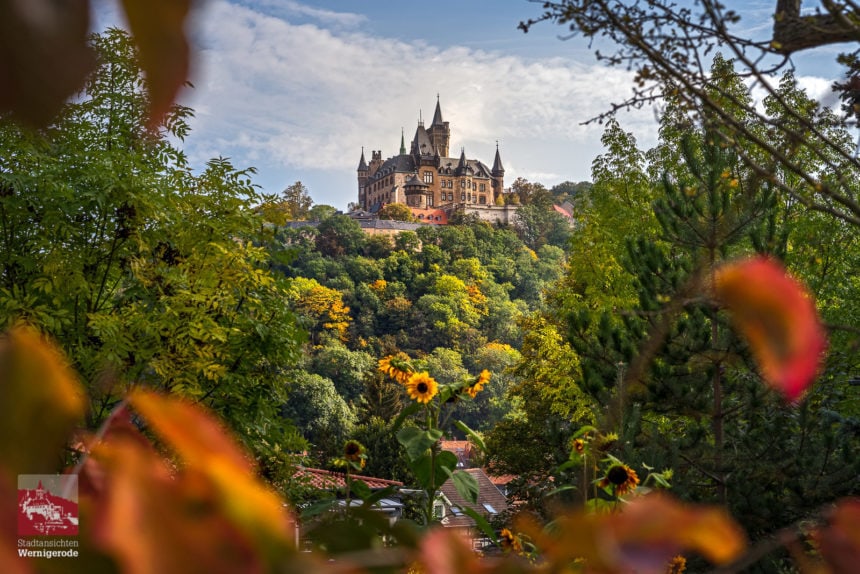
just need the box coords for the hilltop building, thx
[357,96,507,220]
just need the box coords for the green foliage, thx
[0,29,306,464]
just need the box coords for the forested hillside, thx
[264,210,569,481]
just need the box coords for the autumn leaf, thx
[815,498,860,573]
[128,391,295,558]
[0,326,85,474]
[714,256,826,402]
[89,435,261,574]
[119,0,192,127]
[518,493,746,573]
[0,0,95,126]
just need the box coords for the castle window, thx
[461,192,466,201]
[479,195,486,204]
[448,193,453,201]
[472,182,477,191]
[423,171,433,184]
[479,183,486,192]
[460,180,466,189]
[429,195,434,207]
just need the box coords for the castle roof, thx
[404,174,430,191]
[357,147,367,171]
[411,124,436,157]
[492,144,505,176]
[431,95,445,126]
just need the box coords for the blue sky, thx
[93,0,844,209]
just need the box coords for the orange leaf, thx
[128,391,295,557]
[418,528,489,574]
[89,436,261,574]
[518,493,746,573]
[119,0,192,127]
[816,498,860,573]
[714,257,826,401]
[0,0,94,126]
[0,327,85,474]
[129,390,252,472]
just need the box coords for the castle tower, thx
[491,142,505,202]
[427,95,450,158]
[404,174,431,209]
[357,147,369,207]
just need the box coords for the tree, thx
[0,29,307,470]
[315,214,366,257]
[308,204,337,222]
[279,181,314,221]
[378,202,415,222]
[521,1,860,231]
[281,371,356,460]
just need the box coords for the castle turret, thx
[357,147,369,207]
[427,94,450,157]
[491,142,505,201]
[404,173,431,209]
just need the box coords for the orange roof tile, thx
[293,467,403,491]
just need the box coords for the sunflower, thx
[466,369,491,398]
[600,463,640,496]
[666,555,686,574]
[405,372,438,404]
[572,438,586,455]
[666,554,687,574]
[499,528,523,553]
[378,355,411,384]
[344,439,366,463]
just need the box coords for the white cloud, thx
[177,1,658,204]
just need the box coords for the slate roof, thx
[411,124,436,157]
[438,468,509,529]
[437,158,491,178]
[293,467,403,491]
[432,97,445,126]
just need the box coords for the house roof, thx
[293,467,403,491]
[410,208,448,225]
[438,468,509,529]
[440,440,475,468]
[553,204,573,219]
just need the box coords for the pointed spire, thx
[432,94,444,126]
[400,128,406,155]
[492,141,505,175]
[357,147,368,171]
[457,147,467,171]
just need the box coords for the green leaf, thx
[451,470,479,504]
[347,477,372,501]
[413,450,458,492]
[391,401,423,433]
[461,506,497,544]
[397,427,443,462]
[453,420,487,453]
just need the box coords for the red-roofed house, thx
[410,207,448,225]
[293,467,403,491]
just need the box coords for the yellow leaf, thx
[0,326,85,474]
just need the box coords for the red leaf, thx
[714,257,826,401]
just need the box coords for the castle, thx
[357,97,505,216]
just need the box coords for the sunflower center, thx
[607,465,630,486]
[417,382,429,393]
